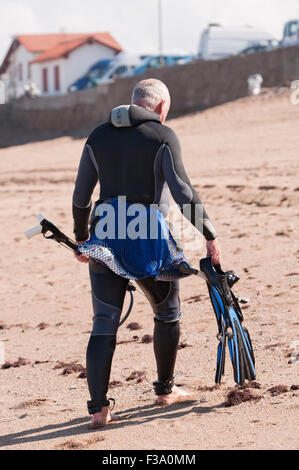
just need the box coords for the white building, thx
[0,33,123,100]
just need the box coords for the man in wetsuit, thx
[72,79,221,429]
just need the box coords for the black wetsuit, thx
[72,104,217,414]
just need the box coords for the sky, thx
[1,0,299,62]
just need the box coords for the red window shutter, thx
[54,65,60,91]
[19,63,23,81]
[42,68,48,93]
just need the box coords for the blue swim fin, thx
[200,257,256,386]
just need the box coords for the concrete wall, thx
[1,45,299,147]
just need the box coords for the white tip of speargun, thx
[24,214,45,239]
[24,224,43,239]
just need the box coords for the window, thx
[54,65,60,91]
[149,57,162,68]
[88,64,113,80]
[42,68,48,93]
[18,63,23,81]
[285,21,299,37]
[109,65,128,78]
[28,63,31,80]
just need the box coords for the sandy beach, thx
[0,88,298,450]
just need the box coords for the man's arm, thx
[72,144,98,242]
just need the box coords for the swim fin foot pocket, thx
[200,257,256,386]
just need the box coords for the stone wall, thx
[0,45,298,147]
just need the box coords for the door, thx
[18,64,23,81]
[54,65,60,91]
[42,68,48,93]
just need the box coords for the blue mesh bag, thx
[78,198,192,281]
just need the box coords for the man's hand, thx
[206,239,221,265]
[74,240,89,264]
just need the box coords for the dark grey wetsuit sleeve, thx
[72,145,99,241]
[162,129,217,241]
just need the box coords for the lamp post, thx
[158,0,164,65]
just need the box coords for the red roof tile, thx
[30,38,89,63]
[17,33,86,52]
[18,32,122,54]
[0,33,122,73]
[30,34,122,64]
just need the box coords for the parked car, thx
[282,19,299,46]
[68,55,141,92]
[133,54,194,75]
[68,59,111,92]
[198,24,276,60]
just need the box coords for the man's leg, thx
[136,278,192,405]
[87,260,128,428]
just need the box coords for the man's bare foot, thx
[88,406,119,430]
[155,385,194,406]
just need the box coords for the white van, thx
[198,24,276,60]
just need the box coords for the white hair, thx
[132,79,170,111]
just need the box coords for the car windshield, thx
[87,64,113,80]
[210,38,252,56]
[110,65,128,77]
